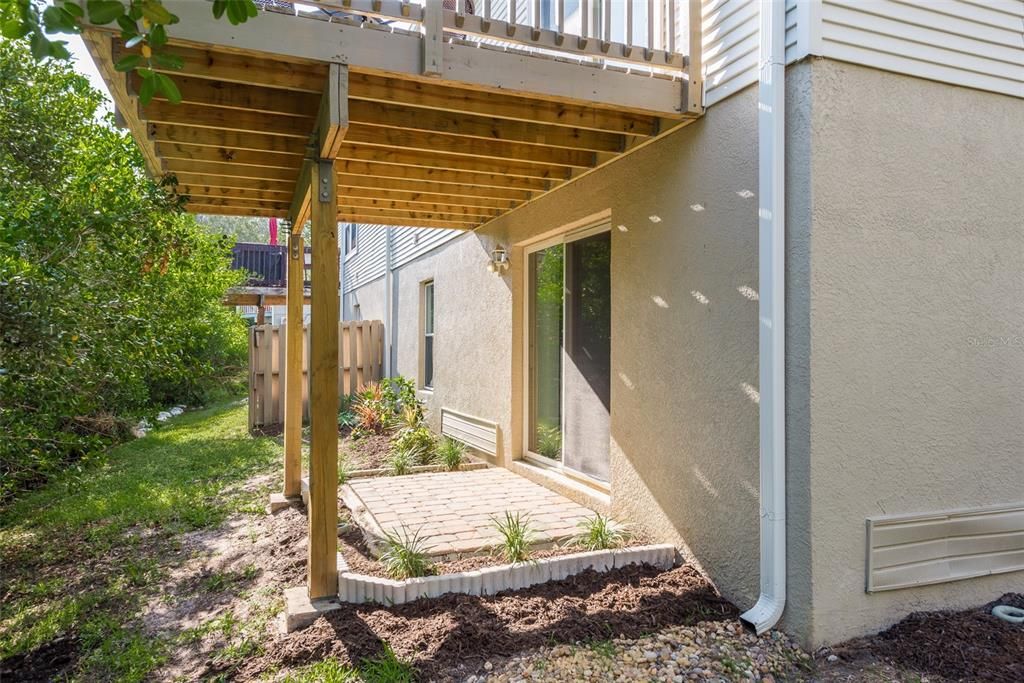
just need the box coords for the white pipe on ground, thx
[740,0,787,635]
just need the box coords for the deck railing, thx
[230,242,313,289]
[268,0,696,72]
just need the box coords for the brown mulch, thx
[342,433,394,471]
[338,504,652,579]
[0,635,79,683]
[830,593,1024,683]
[237,562,735,681]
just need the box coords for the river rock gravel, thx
[469,620,811,682]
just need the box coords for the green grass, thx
[0,401,279,680]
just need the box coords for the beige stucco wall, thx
[478,87,766,612]
[798,59,1024,645]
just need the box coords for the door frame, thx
[520,219,611,489]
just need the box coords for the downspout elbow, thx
[740,593,786,635]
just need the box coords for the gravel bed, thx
[471,620,810,683]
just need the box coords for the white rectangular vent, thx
[441,408,499,457]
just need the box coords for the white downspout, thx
[740,0,787,635]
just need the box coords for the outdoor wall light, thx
[487,245,510,275]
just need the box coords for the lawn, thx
[0,401,281,681]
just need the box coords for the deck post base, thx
[281,585,340,633]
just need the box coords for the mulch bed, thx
[0,635,80,683]
[341,433,394,471]
[238,562,735,681]
[831,593,1024,683]
[338,504,651,579]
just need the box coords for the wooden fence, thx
[248,320,384,430]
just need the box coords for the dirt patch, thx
[0,635,80,683]
[823,593,1024,683]
[238,563,734,682]
[342,433,394,471]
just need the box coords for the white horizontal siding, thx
[702,0,803,107]
[392,227,462,269]
[819,0,1024,98]
[341,224,387,291]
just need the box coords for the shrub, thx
[386,448,414,476]
[351,376,423,438]
[352,382,392,436]
[572,513,627,551]
[434,437,467,471]
[379,527,434,580]
[491,511,535,563]
[391,425,435,466]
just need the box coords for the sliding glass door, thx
[526,227,610,482]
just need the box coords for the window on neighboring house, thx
[421,280,435,390]
[343,224,358,258]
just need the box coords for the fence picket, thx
[248,320,385,430]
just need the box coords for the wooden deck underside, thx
[84,6,698,230]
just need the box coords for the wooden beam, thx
[186,204,284,217]
[348,100,626,153]
[334,160,552,191]
[129,72,320,117]
[307,158,339,599]
[156,143,302,170]
[169,173,294,193]
[348,71,657,135]
[177,185,291,201]
[336,205,482,225]
[223,291,308,306]
[289,158,314,230]
[318,64,349,159]
[112,40,327,92]
[335,173,534,201]
[141,100,313,138]
[344,125,595,168]
[283,233,304,499]
[342,196,500,219]
[338,186,517,210]
[149,123,306,155]
[165,161,298,182]
[334,214,476,229]
[184,196,290,211]
[336,145,569,180]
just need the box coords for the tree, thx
[0,0,259,103]
[0,40,248,502]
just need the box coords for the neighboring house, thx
[340,1,1024,648]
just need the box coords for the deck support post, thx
[307,157,339,599]
[282,231,305,500]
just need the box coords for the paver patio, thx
[341,468,597,557]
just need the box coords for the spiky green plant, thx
[491,510,535,563]
[392,425,436,466]
[434,436,467,471]
[338,458,351,486]
[536,423,561,459]
[572,513,627,551]
[379,527,434,580]
[386,448,414,476]
[359,643,417,683]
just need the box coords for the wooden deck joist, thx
[87,2,696,229]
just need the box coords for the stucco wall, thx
[478,87,766,611]
[801,59,1024,645]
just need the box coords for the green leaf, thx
[151,51,183,70]
[137,67,154,78]
[29,31,51,60]
[116,15,137,33]
[245,0,258,19]
[140,1,174,26]
[114,54,142,72]
[42,6,79,33]
[2,19,31,39]
[86,0,127,25]
[154,73,181,104]
[149,24,166,48]
[211,0,226,20]
[49,41,71,60]
[138,73,156,104]
[64,3,86,19]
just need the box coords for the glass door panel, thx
[528,244,564,461]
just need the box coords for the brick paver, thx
[343,468,597,557]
